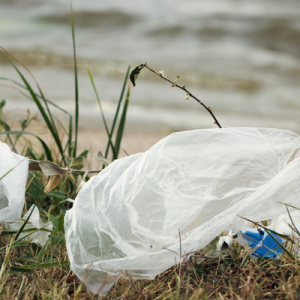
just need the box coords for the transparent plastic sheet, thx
[64,127,300,295]
[9,205,53,245]
[0,141,29,223]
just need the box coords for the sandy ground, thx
[76,129,167,170]
[0,121,168,171]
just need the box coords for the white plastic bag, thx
[65,127,300,295]
[8,205,53,245]
[0,142,29,223]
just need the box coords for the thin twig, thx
[0,158,27,181]
[142,62,222,128]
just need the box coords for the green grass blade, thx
[36,84,58,136]
[0,115,18,153]
[0,120,17,153]
[36,235,52,262]
[0,77,73,124]
[278,202,300,236]
[0,52,65,161]
[239,216,294,241]
[15,203,36,240]
[0,228,52,237]
[0,131,52,161]
[0,77,69,114]
[71,3,79,157]
[114,83,131,159]
[263,244,282,258]
[9,261,69,274]
[15,72,63,160]
[11,241,31,248]
[53,115,68,135]
[57,213,65,234]
[284,204,300,237]
[239,215,295,259]
[278,202,300,211]
[0,231,21,237]
[0,158,26,181]
[0,53,57,136]
[0,77,73,156]
[0,224,50,252]
[104,66,130,161]
[263,227,294,259]
[68,111,73,157]
[12,111,35,149]
[5,66,59,157]
[86,66,116,158]
[9,268,32,274]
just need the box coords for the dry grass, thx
[1,232,300,300]
[1,119,300,300]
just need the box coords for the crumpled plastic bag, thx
[0,141,29,223]
[8,205,53,245]
[65,127,300,295]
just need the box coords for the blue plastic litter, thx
[237,227,283,258]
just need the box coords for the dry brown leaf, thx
[44,175,60,194]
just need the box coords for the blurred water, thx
[1,0,300,133]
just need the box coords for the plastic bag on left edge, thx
[0,141,29,223]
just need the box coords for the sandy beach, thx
[76,128,168,170]
[0,117,168,171]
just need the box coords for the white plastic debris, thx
[216,231,237,253]
[269,212,300,237]
[8,205,53,245]
[65,127,300,295]
[0,141,29,223]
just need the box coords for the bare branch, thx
[141,62,222,128]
